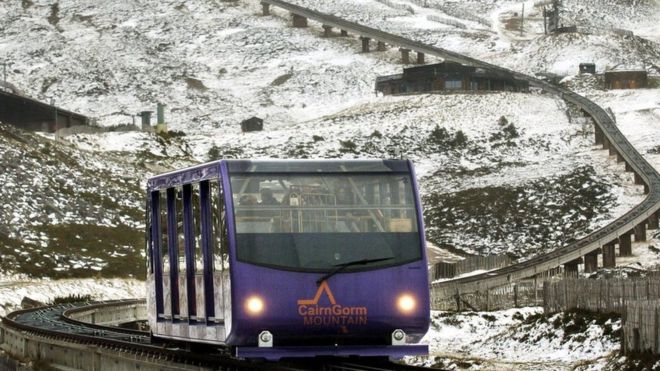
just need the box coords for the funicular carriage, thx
[146,160,430,360]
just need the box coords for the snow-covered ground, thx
[0,275,144,317]
[407,308,621,370]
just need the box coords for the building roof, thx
[0,89,88,121]
[605,64,646,73]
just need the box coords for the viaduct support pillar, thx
[594,125,604,145]
[648,213,659,230]
[619,233,632,256]
[602,137,610,151]
[292,14,308,27]
[340,29,348,36]
[360,37,371,52]
[602,243,616,268]
[322,25,333,37]
[400,48,411,64]
[564,258,582,277]
[584,250,600,273]
[261,2,270,15]
[609,145,617,157]
[417,52,425,64]
[377,41,387,51]
[634,223,647,242]
[617,152,625,163]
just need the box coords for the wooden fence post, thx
[486,289,490,311]
[654,306,659,353]
[514,284,518,308]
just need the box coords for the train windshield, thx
[229,172,422,271]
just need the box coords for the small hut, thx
[375,62,529,95]
[240,116,264,132]
[579,63,596,75]
[604,66,647,89]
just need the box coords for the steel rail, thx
[1,301,305,371]
[61,298,149,336]
[261,0,660,293]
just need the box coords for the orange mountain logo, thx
[297,281,368,327]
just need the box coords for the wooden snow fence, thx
[623,300,660,355]
[543,277,660,314]
[431,255,513,280]
[431,279,542,311]
[542,277,660,355]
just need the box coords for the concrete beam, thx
[619,233,632,256]
[292,13,308,27]
[648,213,659,230]
[564,258,582,277]
[584,250,600,273]
[634,223,647,242]
[594,125,604,145]
[417,52,425,64]
[322,24,332,37]
[360,36,371,52]
[400,48,411,64]
[377,41,387,51]
[602,243,616,268]
[261,2,270,15]
[609,145,617,157]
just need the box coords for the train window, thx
[176,188,186,272]
[160,192,169,273]
[210,181,228,271]
[229,173,422,271]
[192,184,203,271]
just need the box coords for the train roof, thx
[146,159,411,191]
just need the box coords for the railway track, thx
[1,300,438,370]
[260,0,660,296]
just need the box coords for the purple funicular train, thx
[145,159,430,360]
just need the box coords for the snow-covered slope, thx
[0,0,654,278]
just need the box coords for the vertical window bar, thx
[182,184,197,321]
[150,191,164,318]
[146,197,153,274]
[390,179,401,218]
[166,188,180,321]
[200,180,216,322]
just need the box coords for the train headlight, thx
[245,296,265,315]
[397,294,416,314]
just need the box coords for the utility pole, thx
[520,3,525,36]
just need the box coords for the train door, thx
[210,181,231,330]
[150,187,184,324]
[148,186,182,325]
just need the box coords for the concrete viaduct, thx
[259,0,660,302]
